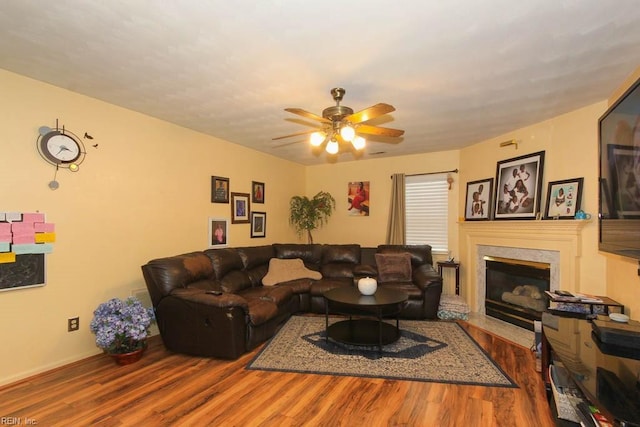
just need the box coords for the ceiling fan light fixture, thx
[339,124,355,142]
[310,131,326,146]
[351,136,366,150]
[326,139,339,154]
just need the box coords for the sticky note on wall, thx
[35,232,56,243]
[11,222,35,234]
[22,213,45,223]
[12,243,53,255]
[0,252,16,263]
[12,234,35,244]
[34,223,55,233]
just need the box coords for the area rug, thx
[246,316,517,387]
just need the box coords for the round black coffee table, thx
[323,287,408,350]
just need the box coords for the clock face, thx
[39,131,81,164]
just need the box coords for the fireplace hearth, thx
[484,256,550,331]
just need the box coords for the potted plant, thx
[90,296,156,365]
[289,191,336,244]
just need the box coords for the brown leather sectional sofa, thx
[141,243,442,359]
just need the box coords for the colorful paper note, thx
[35,232,56,243]
[11,222,34,234]
[4,212,22,221]
[22,213,45,223]
[0,252,16,263]
[34,223,55,233]
[12,243,53,255]
[12,234,35,244]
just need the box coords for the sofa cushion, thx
[377,245,433,267]
[322,244,361,264]
[204,248,245,279]
[375,252,412,283]
[262,258,322,286]
[321,263,356,279]
[273,243,322,270]
[236,245,275,270]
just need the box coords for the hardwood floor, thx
[0,321,554,426]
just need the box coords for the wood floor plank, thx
[0,320,554,426]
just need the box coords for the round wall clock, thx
[36,124,86,170]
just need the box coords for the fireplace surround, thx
[459,220,589,316]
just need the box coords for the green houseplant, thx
[289,191,336,244]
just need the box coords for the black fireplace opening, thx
[484,256,550,331]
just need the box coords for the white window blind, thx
[405,174,448,252]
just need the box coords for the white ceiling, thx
[1,1,640,166]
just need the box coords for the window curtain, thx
[385,173,406,244]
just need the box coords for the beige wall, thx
[0,70,304,385]
[305,151,460,256]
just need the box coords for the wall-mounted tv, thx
[598,75,640,260]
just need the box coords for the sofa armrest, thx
[170,288,249,311]
[155,289,249,359]
[412,264,442,292]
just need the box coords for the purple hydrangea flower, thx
[90,297,155,354]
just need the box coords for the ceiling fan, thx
[273,88,404,155]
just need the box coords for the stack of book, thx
[545,291,604,317]
[545,290,603,303]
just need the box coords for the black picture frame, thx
[543,178,584,219]
[250,211,266,238]
[608,144,640,218]
[211,176,230,203]
[493,151,545,220]
[252,181,265,204]
[464,178,493,220]
[231,192,250,224]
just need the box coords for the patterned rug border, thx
[246,316,517,388]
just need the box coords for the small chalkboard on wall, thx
[0,254,45,291]
[0,211,55,292]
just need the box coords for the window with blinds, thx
[405,174,448,252]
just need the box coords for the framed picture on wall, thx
[493,151,545,220]
[544,178,584,219]
[208,217,228,248]
[250,211,266,238]
[231,192,250,224]
[464,178,493,220]
[347,181,369,216]
[211,176,230,203]
[252,181,265,204]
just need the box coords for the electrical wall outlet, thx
[68,317,79,332]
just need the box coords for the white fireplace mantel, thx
[459,220,590,312]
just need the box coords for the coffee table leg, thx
[378,309,383,351]
[325,299,329,343]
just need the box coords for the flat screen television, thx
[598,75,640,260]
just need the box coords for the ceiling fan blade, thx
[356,124,405,137]
[346,103,396,124]
[284,108,331,123]
[272,129,318,141]
[271,140,304,148]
